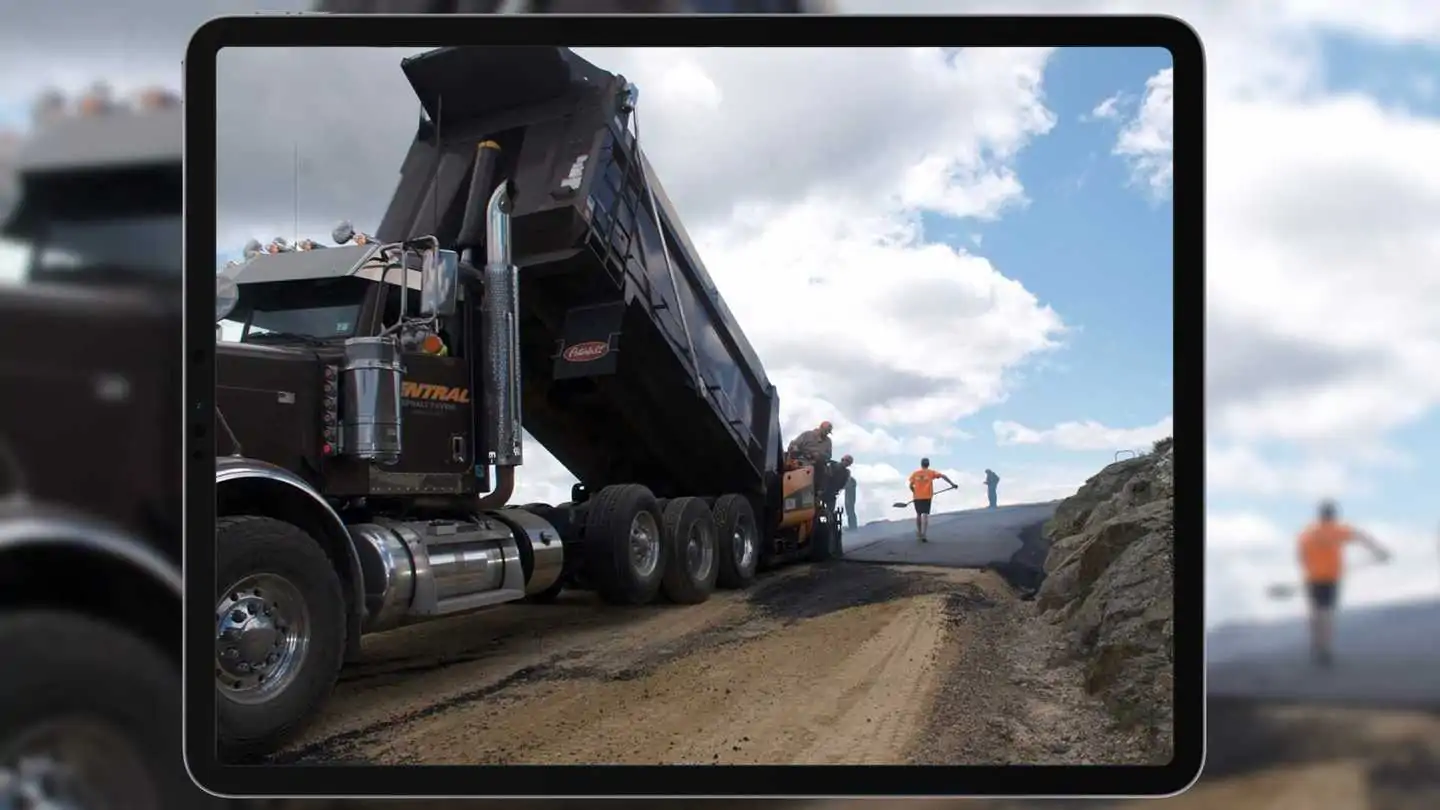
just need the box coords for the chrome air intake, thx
[337,336,405,465]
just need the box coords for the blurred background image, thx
[1,1,1438,809]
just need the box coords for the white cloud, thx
[1086,91,1124,121]
[1113,67,1173,197]
[542,48,1071,430]
[1205,93,1440,452]
[992,415,1173,451]
[1206,443,1359,501]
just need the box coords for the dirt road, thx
[269,560,1145,767]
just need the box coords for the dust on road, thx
[270,560,1144,767]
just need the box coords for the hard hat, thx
[819,420,833,430]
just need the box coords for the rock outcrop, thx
[1034,437,1175,760]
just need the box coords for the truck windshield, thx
[31,214,182,278]
[242,303,362,342]
[220,276,371,344]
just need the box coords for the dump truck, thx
[213,45,847,760]
[0,88,224,808]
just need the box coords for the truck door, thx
[397,347,473,477]
[378,282,474,479]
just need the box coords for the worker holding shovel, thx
[906,458,956,543]
[1294,499,1390,667]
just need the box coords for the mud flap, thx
[553,301,624,380]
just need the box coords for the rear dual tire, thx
[659,497,718,604]
[712,493,759,589]
[587,486,742,606]
[585,485,668,606]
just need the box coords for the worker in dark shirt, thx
[842,455,858,529]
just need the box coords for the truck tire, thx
[215,515,347,762]
[712,493,759,589]
[659,496,718,604]
[584,484,666,606]
[0,611,215,810]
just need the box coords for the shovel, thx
[893,484,957,509]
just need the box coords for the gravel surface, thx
[908,580,1148,766]
[263,559,1131,768]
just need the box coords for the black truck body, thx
[376,46,784,505]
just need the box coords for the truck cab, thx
[217,234,479,495]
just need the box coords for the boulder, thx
[1036,438,1175,752]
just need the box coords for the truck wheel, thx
[215,515,346,761]
[0,611,212,810]
[712,493,759,589]
[659,497,719,604]
[584,484,666,606]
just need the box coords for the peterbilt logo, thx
[562,341,609,363]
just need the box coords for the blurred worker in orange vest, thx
[1297,499,1389,667]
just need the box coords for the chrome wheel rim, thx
[629,511,661,579]
[215,572,311,704]
[686,521,716,583]
[733,514,756,572]
[0,716,156,810]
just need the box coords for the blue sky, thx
[955,46,1173,437]
[841,46,1174,511]
[1318,33,1440,116]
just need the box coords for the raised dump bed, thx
[374,46,784,503]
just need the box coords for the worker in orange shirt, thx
[1298,499,1389,667]
[908,458,955,543]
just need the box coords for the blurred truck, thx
[212,45,847,760]
[0,86,214,808]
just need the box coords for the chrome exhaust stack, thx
[481,181,523,471]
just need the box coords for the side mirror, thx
[419,247,459,318]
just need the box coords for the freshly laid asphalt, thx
[1208,597,1440,711]
[841,500,1061,571]
[840,500,1440,711]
